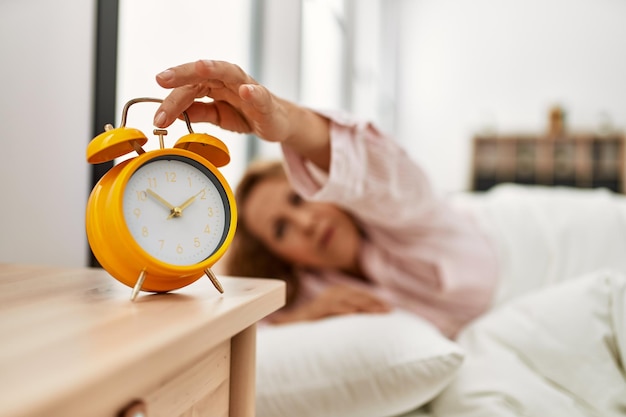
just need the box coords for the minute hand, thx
[168,188,205,219]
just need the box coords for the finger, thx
[154,73,255,128]
[328,304,359,317]
[239,84,277,117]
[153,84,209,127]
[156,60,253,89]
[155,60,211,88]
[153,60,239,127]
[349,292,390,312]
[179,102,219,124]
[185,101,253,134]
[197,60,256,86]
[368,299,391,312]
[363,303,391,313]
[350,302,388,314]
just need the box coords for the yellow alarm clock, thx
[86,97,237,300]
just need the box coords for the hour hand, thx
[146,189,175,213]
[167,188,205,219]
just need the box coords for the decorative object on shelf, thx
[548,105,566,138]
[86,97,237,300]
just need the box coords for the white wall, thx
[394,0,626,193]
[0,0,95,267]
[253,0,303,161]
[3,0,626,267]
[300,0,347,110]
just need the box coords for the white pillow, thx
[255,310,464,417]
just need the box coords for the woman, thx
[153,59,499,338]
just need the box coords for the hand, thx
[146,189,175,213]
[153,60,332,170]
[167,188,205,220]
[308,285,391,319]
[153,60,291,143]
[270,285,391,324]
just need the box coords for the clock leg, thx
[204,268,224,294]
[130,269,147,301]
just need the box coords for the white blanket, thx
[427,185,626,417]
[430,269,626,416]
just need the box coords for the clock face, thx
[122,155,231,266]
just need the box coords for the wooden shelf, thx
[471,133,625,193]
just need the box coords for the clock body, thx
[86,147,237,292]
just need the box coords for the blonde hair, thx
[224,159,300,305]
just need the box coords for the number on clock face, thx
[123,155,230,266]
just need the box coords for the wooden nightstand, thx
[0,263,285,417]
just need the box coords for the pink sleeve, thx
[281,109,439,232]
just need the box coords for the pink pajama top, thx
[280,110,499,337]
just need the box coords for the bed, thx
[253,184,626,417]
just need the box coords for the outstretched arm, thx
[154,59,331,170]
[267,285,391,324]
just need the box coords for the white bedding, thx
[427,185,626,416]
[256,185,626,417]
[452,184,626,305]
[430,269,626,416]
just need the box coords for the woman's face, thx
[242,176,361,272]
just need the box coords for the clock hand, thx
[146,188,176,210]
[167,188,206,220]
[146,188,183,220]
